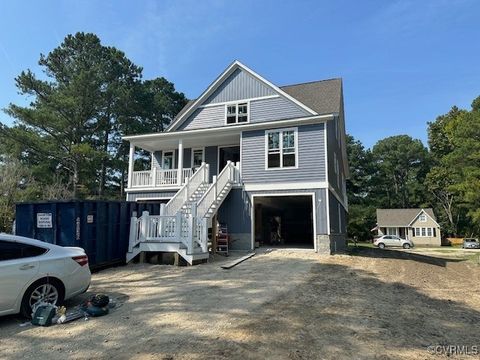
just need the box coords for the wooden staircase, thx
[126,161,241,265]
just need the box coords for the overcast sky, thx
[0,0,479,148]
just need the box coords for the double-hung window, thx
[266,128,297,169]
[226,103,248,124]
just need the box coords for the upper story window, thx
[419,213,427,222]
[226,103,249,124]
[265,128,297,169]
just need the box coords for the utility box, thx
[15,201,160,269]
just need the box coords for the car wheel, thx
[403,243,411,249]
[378,243,385,249]
[20,278,64,318]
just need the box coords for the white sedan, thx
[0,234,91,317]
[373,235,414,249]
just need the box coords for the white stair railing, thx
[196,161,239,219]
[164,162,209,216]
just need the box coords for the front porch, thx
[126,131,241,192]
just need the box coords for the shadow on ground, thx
[0,250,478,359]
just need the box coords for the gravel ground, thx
[0,248,479,359]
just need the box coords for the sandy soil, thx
[0,248,479,360]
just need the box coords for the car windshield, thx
[465,238,477,242]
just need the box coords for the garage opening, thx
[254,195,314,249]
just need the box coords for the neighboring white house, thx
[123,60,349,264]
[375,208,441,246]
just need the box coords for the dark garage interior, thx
[254,195,314,248]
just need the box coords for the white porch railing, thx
[131,168,193,188]
[128,161,240,259]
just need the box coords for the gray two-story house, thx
[124,61,348,264]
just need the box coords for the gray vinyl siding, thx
[179,96,309,131]
[248,188,328,236]
[217,188,251,234]
[153,151,162,168]
[126,191,177,202]
[203,68,275,104]
[249,96,309,123]
[178,105,225,130]
[328,191,347,234]
[152,149,191,169]
[205,146,218,182]
[241,123,326,183]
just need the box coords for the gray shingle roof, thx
[280,78,342,115]
[171,78,343,126]
[376,208,436,227]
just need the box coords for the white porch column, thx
[127,143,135,188]
[177,139,183,185]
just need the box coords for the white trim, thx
[250,192,317,251]
[124,114,334,144]
[244,181,328,192]
[324,120,330,235]
[125,186,181,192]
[224,101,250,125]
[264,127,298,170]
[217,144,241,174]
[191,147,205,168]
[199,94,279,108]
[238,61,318,115]
[161,149,176,170]
[240,131,243,177]
[407,209,440,227]
[135,197,172,201]
[166,60,317,132]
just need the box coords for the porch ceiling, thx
[131,131,240,152]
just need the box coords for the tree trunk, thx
[99,121,110,198]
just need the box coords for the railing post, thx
[187,214,194,254]
[140,211,149,241]
[213,175,217,201]
[175,212,182,240]
[202,217,208,253]
[152,167,157,187]
[177,139,183,186]
[127,144,135,188]
[204,162,209,183]
[159,204,165,237]
[128,216,138,252]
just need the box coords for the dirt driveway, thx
[0,248,479,359]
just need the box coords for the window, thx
[419,213,427,222]
[191,148,204,168]
[162,151,175,170]
[266,128,297,169]
[386,227,397,236]
[414,227,434,237]
[0,240,47,261]
[226,102,248,124]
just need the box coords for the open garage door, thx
[253,195,314,249]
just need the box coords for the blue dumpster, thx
[15,201,160,269]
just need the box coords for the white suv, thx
[0,234,91,317]
[374,235,414,249]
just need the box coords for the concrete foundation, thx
[316,234,347,254]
